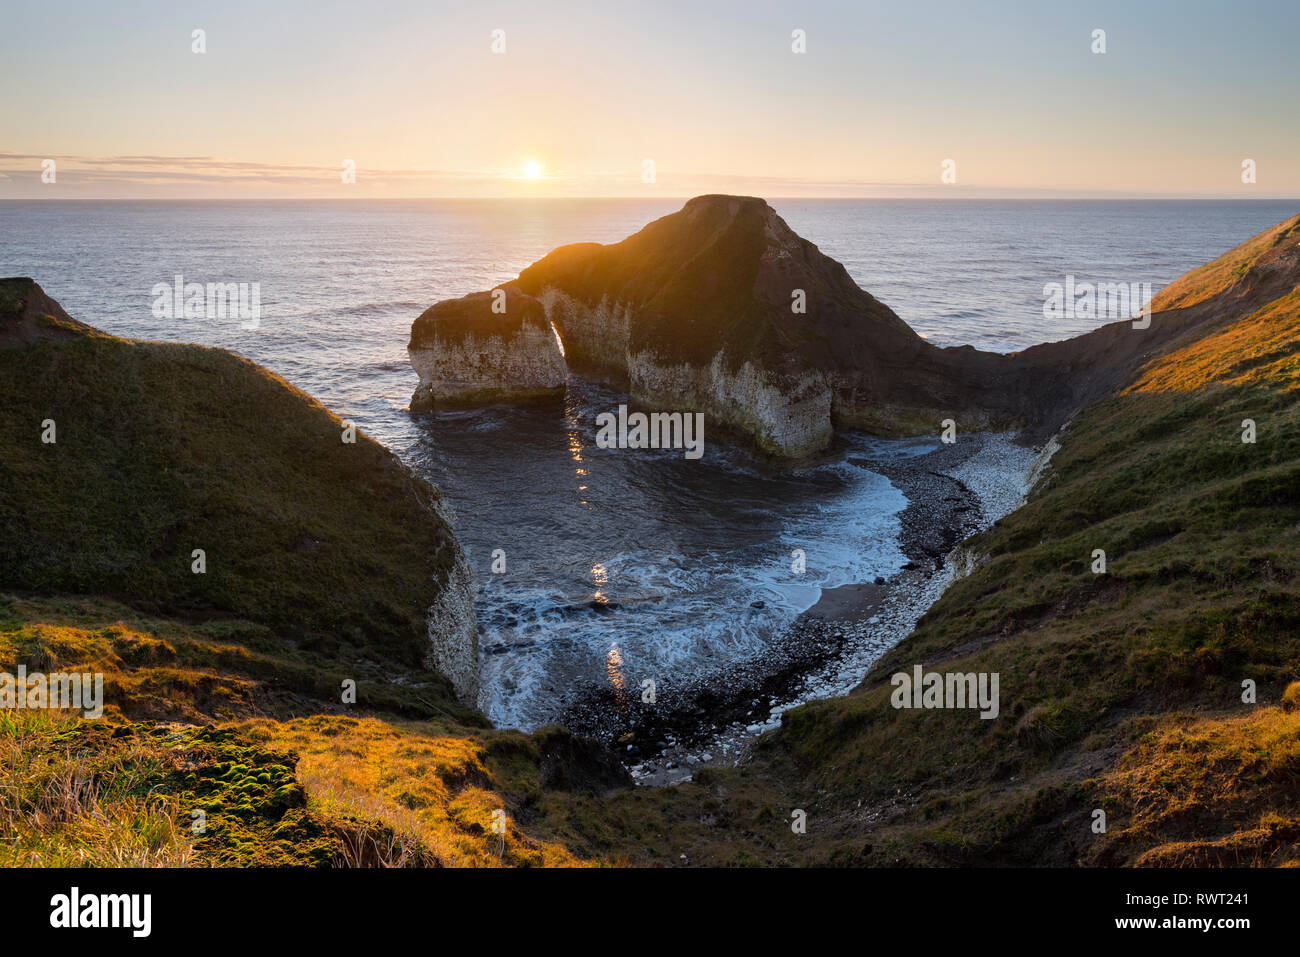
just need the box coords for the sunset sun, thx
[523,161,543,179]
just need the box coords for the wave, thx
[322,300,426,318]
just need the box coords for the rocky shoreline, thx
[560,431,1046,785]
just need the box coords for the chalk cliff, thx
[409,286,565,411]
[409,195,1032,456]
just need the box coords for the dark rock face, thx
[533,726,634,794]
[408,195,1290,456]
[0,277,103,348]
[408,286,565,411]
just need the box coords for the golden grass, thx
[1283,681,1300,712]
[0,711,196,867]
[1149,213,1300,313]
[1091,704,1300,866]
[239,715,590,868]
[0,598,603,868]
[0,613,259,723]
[1127,288,1300,394]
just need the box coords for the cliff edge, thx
[0,278,479,703]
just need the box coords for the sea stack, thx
[408,195,1032,456]
[408,286,567,411]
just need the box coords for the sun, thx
[523,161,543,180]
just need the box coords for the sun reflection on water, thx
[606,641,625,692]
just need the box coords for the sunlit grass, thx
[1093,703,1300,866]
[1128,288,1300,394]
[242,715,590,868]
[1149,213,1300,312]
[0,711,196,867]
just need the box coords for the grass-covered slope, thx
[516,212,1300,867]
[0,279,469,671]
[0,283,629,867]
[0,593,621,867]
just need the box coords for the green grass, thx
[0,278,465,673]
[0,593,481,725]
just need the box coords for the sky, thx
[1,0,1297,198]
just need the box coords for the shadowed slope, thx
[0,278,478,700]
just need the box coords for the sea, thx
[2,198,1294,730]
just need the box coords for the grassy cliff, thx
[0,280,626,867]
[0,279,473,671]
